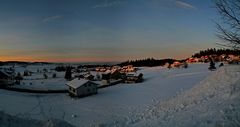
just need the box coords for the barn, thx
[66,78,98,97]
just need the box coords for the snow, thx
[102,65,240,127]
[13,78,67,90]
[10,65,67,90]
[0,111,75,127]
[0,63,239,127]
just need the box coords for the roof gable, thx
[66,78,99,89]
[66,79,89,89]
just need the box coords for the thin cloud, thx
[93,0,124,8]
[42,15,62,23]
[175,1,196,10]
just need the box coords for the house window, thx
[73,89,76,93]
[87,89,90,92]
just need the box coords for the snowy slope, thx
[0,111,75,127]
[103,65,240,127]
[0,63,213,127]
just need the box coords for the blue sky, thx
[0,0,220,62]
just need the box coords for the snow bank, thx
[103,65,240,127]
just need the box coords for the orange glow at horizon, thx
[0,56,127,63]
[0,45,201,63]
[0,52,191,63]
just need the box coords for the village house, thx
[95,67,106,72]
[200,56,209,62]
[171,61,188,68]
[66,78,98,97]
[186,57,199,63]
[121,65,137,73]
[101,71,111,85]
[125,72,143,83]
[0,70,14,86]
[84,74,94,80]
[111,66,121,70]
[73,72,88,79]
[110,69,122,80]
[227,54,240,64]
[171,61,182,68]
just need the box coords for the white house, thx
[66,78,98,97]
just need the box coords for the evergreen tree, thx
[183,62,188,68]
[15,72,23,85]
[65,67,72,80]
[208,58,216,71]
[23,70,29,76]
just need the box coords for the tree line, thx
[118,58,177,67]
[192,48,240,58]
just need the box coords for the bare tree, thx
[214,0,240,49]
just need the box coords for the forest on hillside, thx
[192,48,240,58]
[118,58,177,67]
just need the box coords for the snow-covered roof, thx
[111,69,119,74]
[66,78,89,89]
[84,74,93,78]
[0,70,12,78]
[103,70,111,74]
[126,72,139,77]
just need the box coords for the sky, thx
[0,0,220,62]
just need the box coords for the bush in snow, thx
[52,73,57,78]
[43,73,48,79]
[219,63,224,67]
[23,70,31,76]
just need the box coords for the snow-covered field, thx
[103,64,240,127]
[11,64,68,90]
[1,63,239,127]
